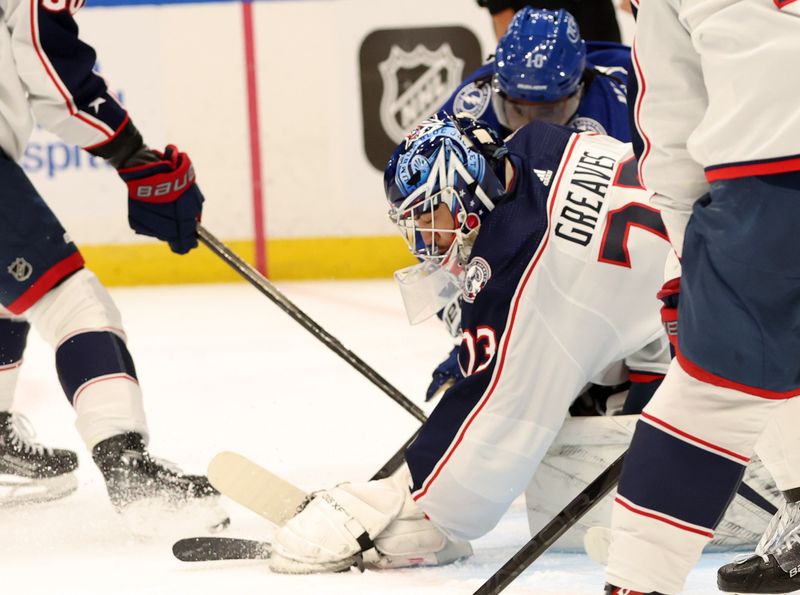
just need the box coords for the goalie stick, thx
[173,448,428,564]
[173,536,271,562]
[172,452,306,563]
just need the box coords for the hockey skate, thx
[718,499,800,594]
[0,411,78,506]
[92,432,229,533]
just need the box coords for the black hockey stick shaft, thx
[473,452,626,595]
[370,427,422,480]
[197,224,427,425]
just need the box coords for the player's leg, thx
[0,157,80,505]
[25,267,227,522]
[606,1,800,591]
[607,153,800,591]
[608,179,800,593]
[0,153,224,523]
[716,399,800,593]
[606,363,783,593]
[0,310,79,505]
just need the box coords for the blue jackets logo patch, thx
[463,257,491,303]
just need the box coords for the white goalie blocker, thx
[526,415,782,554]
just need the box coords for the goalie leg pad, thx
[270,468,471,574]
[270,475,404,574]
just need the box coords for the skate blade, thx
[0,472,78,508]
[118,494,230,538]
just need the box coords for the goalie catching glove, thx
[270,467,472,573]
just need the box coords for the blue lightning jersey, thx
[438,41,631,143]
[407,121,671,538]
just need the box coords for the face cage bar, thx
[391,188,464,262]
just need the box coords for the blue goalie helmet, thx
[491,8,587,129]
[384,115,507,265]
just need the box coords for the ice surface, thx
[4,281,735,593]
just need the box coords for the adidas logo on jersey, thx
[534,168,553,186]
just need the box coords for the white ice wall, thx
[23,0,495,246]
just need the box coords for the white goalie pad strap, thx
[74,377,148,450]
[25,269,126,348]
[344,516,373,552]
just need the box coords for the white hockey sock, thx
[74,377,148,450]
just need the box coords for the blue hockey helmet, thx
[491,8,587,129]
[383,115,508,265]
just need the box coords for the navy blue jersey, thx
[407,122,671,537]
[438,42,631,143]
[0,153,83,314]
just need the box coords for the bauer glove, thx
[118,145,204,254]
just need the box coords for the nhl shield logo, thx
[7,257,33,282]
[463,257,491,303]
[378,44,465,144]
[359,27,482,171]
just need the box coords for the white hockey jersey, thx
[406,122,673,541]
[632,0,800,200]
[0,0,127,160]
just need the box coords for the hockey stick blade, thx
[172,536,271,562]
[473,452,626,595]
[207,452,307,525]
